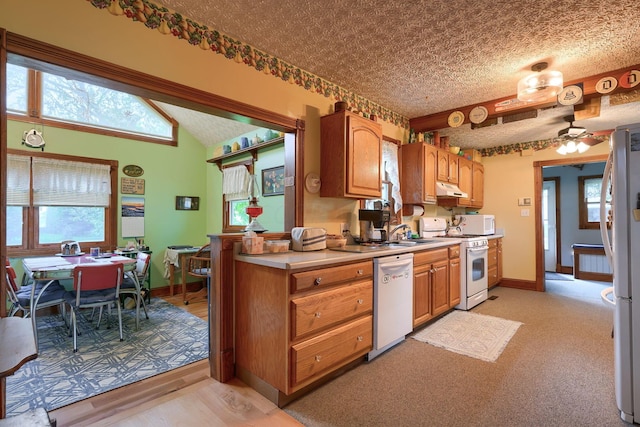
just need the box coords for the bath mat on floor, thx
[412,311,522,362]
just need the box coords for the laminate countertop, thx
[234,238,461,270]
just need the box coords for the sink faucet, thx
[388,224,410,241]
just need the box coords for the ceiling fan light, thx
[577,142,590,153]
[517,70,563,102]
[556,144,568,155]
[565,140,577,153]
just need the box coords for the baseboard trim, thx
[498,278,537,291]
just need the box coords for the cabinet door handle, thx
[356,336,363,342]
[314,277,322,286]
[315,355,322,362]
[314,312,321,318]
[356,299,363,305]
[356,269,363,276]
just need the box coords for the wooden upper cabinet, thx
[471,162,484,207]
[401,143,437,204]
[439,157,483,209]
[437,151,459,184]
[320,111,382,198]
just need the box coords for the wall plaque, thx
[121,177,145,195]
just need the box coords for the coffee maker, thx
[358,209,390,242]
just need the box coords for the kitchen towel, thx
[222,165,250,201]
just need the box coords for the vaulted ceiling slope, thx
[154,0,640,149]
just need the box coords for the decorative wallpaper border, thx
[87,0,410,128]
[479,134,609,157]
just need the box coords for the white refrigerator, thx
[600,122,640,423]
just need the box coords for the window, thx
[6,150,117,257]
[6,64,177,145]
[222,161,253,233]
[578,175,611,229]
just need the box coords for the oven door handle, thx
[467,247,488,253]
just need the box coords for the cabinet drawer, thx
[291,280,373,340]
[448,245,460,258]
[291,316,372,386]
[291,261,372,293]
[414,248,448,266]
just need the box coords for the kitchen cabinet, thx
[437,150,459,184]
[448,245,461,306]
[320,110,382,198]
[413,247,450,328]
[235,259,373,404]
[439,157,484,209]
[401,142,438,204]
[488,238,503,287]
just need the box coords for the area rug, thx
[546,272,573,281]
[412,310,522,362]
[6,298,208,417]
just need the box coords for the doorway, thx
[534,155,608,292]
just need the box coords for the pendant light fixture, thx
[517,62,563,103]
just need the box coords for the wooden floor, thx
[48,295,303,427]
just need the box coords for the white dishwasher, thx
[367,252,414,361]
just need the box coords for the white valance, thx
[382,141,403,213]
[32,157,111,206]
[7,154,31,206]
[223,165,250,201]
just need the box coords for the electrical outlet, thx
[521,209,530,217]
[340,223,349,234]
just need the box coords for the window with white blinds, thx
[7,154,31,206]
[32,157,111,206]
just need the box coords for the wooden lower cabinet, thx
[235,259,373,404]
[449,245,461,306]
[488,238,503,287]
[413,245,460,328]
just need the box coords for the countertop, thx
[235,238,462,270]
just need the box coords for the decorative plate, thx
[122,164,144,177]
[447,111,465,128]
[619,70,640,89]
[468,106,488,124]
[595,77,617,94]
[557,85,583,106]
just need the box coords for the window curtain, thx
[382,141,403,213]
[32,157,111,206]
[223,164,250,201]
[7,154,31,206]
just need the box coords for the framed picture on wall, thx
[175,196,200,210]
[262,166,285,196]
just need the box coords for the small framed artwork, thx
[262,166,285,196]
[175,196,200,210]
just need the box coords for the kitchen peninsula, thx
[233,239,463,406]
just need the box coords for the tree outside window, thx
[579,175,611,229]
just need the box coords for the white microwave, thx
[455,214,495,235]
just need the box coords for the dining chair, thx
[5,261,67,317]
[65,262,124,352]
[184,244,211,305]
[120,251,151,325]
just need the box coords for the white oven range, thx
[453,236,489,310]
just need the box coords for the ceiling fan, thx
[554,115,602,155]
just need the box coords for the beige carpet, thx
[284,283,625,427]
[412,310,522,362]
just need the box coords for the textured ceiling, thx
[152,0,640,149]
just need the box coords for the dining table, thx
[22,253,140,351]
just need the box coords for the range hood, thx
[435,181,468,198]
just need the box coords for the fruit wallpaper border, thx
[86,0,410,128]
